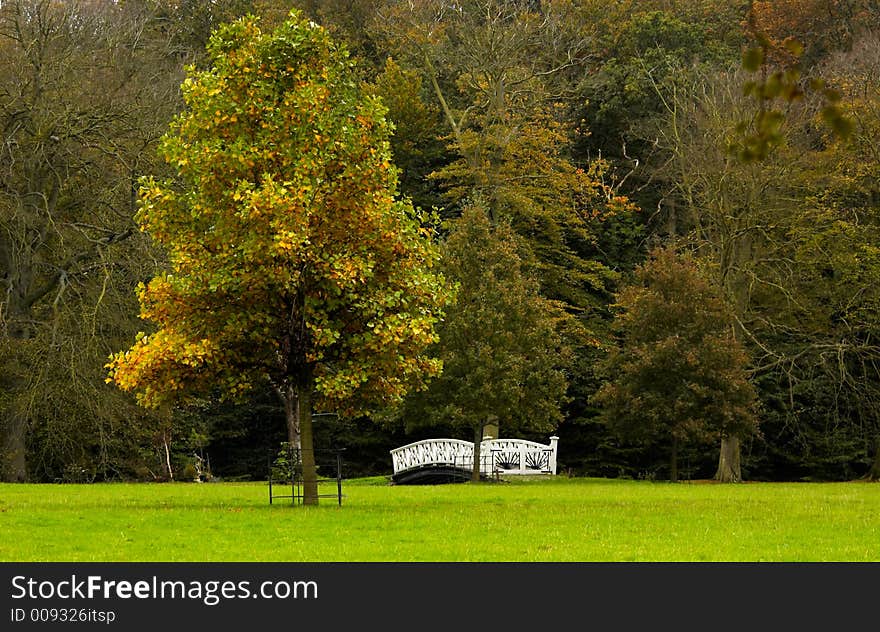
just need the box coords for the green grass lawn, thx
[1,476,878,561]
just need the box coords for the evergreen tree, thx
[396,199,570,481]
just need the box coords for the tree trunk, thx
[867,436,880,482]
[1,409,27,482]
[278,383,301,452]
[297,375,318,505]
[2,336,29,482]
[278,375,317,504]
[472,424,484,482]
[714,435,742,482]
[670,435,679,483]
[162,430,173,481]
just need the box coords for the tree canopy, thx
[594,247,760,482]
[107,9,452,501]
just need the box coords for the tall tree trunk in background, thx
[1,346,28,481]
[670,435,679,483]
[1,409,27,482]
[162,430,174,481]
[472,424,484,482]
[867,436,880,481]
[715,435,742,482]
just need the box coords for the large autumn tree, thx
[107,10,451,504]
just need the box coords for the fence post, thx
[336,451,343,506]
[549,436,559,475]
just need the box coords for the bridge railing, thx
[485,438,559,475]
[390,438,474,475]
[391,436,559,476]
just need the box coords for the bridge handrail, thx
[390,438,474,474]
[391,436,559,476]
[390,437,473,454]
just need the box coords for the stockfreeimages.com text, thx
[10,575,318,606]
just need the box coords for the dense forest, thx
[2,0,880,485]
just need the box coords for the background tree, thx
[141,0,293,65]
[747,0,880,65]
[375,0,626,312]
[0,0,181,482]
[372,1,640,473]
[594,247,760,482]
[365,57,449,216]
[770,33,880,480]
[647,63,820,480]
[394,200,570,481]
[646,23,880,481]
[576,9,736,172]
[107,10,451,503]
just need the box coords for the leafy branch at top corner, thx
[732,34,853,164]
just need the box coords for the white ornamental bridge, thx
[390,437,559,484]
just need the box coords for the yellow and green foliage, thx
[107,10,452,417]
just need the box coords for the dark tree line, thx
[3,0,880,483]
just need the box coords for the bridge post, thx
[549,436,559,475]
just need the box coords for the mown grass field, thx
[1,476,878,561]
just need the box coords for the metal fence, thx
[268,445,344,506]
